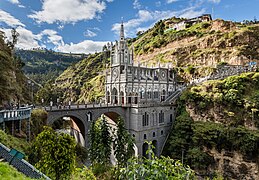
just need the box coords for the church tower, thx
[111,22,133,66]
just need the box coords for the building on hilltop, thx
[165,14,212,31]
[105,22,177,156]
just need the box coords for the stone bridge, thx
[46,104,133,148]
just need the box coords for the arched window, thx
[144,134,147,139]
[161,89,166,102]
[112,87,118,104]
[128,93,132,104]
[159,110,164,123]
[120,91,124,104]
[134,93,138,104]
[107,91,110,103]
[142,112,149,126]
[140,88,145,99]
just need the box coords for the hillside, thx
[43,19,259,104]
[0,162,32,180]
[0,31,31,105]
[163,72,259,179]
[35,51,109,104]
[15,49,84,85]
[131,19,259,69]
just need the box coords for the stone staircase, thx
[0,143,50,179]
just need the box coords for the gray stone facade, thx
[105,22,177,156]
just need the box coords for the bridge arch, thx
[47,113,88,146]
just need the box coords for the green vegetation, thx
[15,49,84,85]
[118,142,194,179]
[0,30,30,105]
[0,162,32,180]
[35,51,109,104]
[30,109,48,140]
[0,130,29,154]
[114,117,134,168]
[133,21,212,55]
[163,72,259,177]
[28,127,76,180]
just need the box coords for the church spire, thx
[120,18,125,41]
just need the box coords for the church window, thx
[170,114,173,123]
[159,110,164,124]
[161,130,164,135]
[142,112,149,126]
[153,132,156,137]
[144,134,147,139]
[154,91,159,99]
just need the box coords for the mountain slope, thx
[132,19,259,68]
[0,31,30,105]
[15,49,84,85]
[163,72,259,179]
[35,51,109,104]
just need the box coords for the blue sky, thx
[0,0,259,53]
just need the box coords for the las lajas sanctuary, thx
[105,22,178,156]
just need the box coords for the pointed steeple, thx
[120,18,125,41]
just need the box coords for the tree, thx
[89,115,112,165]
[89,120,98,163]
[114,117,134,167]
[30,126,76,180]
[118,142,194,179]
[99,115,112,164]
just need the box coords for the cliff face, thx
[133,19,259,68]
[163,72,259,179]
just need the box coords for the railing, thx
[0,143,50,179]
[0,107,32,123]
[45,103,124,111]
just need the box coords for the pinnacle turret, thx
[120,21,125,41]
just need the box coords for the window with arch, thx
[142,112,149,126]
[159,110,164,123]
[153,132,156,137]
[170,114,173,123]
[144,134,147,139]
[154,91,159,99]
[161,130,164,135]
[161,89,166,102]
[106,91,110,103]
[140,88,145,99]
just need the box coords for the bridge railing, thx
[0,107,32,123]
[0,143,50,179]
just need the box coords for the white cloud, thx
[39,29,64,46]
[112,7,205,38]
[208,0,221,3]
[166,0,178,4]
[8,0,25,8]
[56,40,107,54]
[179,8,206,19]
[112,9,178,37]
[28,0,107,24]
[133,0,141,9]
[8,0,19,4]
[1,27,41,49]
[84,29,97,37]
[0,9,25,27]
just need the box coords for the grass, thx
[0,130,29,154]
[0,162,32,180]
